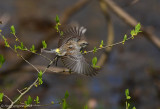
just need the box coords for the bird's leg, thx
[52,55,59,66]
[47,56,58,68]
[55,56,59,66]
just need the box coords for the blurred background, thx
[0,0,160,109]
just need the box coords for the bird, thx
[42,25,97,76]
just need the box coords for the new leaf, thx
[0,93,4,102]
[25,96,32,106]
[64,91,69,99]
[0,55,5,68]
[84,104,88,109]
[38,70,43,85]
[93,47,97,53]
[55,15,60,23]
[125,89,131,100]
[30,45,36,53]
[11,25,16,35]
[34,96,40,104]
[135,23,141,34]
[42,40,47,49]
[123,34,127,44]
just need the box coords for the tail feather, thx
[41,48,57,54]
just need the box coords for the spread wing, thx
[61,52,97,76]
[58,26,87,47]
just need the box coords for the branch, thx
[97,0,114,67]
[0,0,92,76]
[102,0,160,50]
[7,60,55,109]
[0,33,56,109]
[21,65,70,74]
[61,0,91,24]
[4,95,13,103]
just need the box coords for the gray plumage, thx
[42,25,97,76]
[58,26,97,76]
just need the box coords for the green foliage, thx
[38,70,43,85]
[0,93,4,102]
[133,106,136,109]
[92,57,100,68]
[60,31,64,36]
[54,15,64,37]
[92,57,97,67]
[25,96,32,106]
[64,91,69,99]
[84,104,88,109]
[99,40,104,48]
[0,55,5,68]
[55,15,61,32]
[51,101,54,104]
[55,15,60,23]
[84,50,87,54]
[14,42,27,51]
[42,40,47,49]
[130,23,142,39]
[2,36,10,47]
[123,34,127,44]
[0,29,2,32]
[61,91,69,109]
[10,25,16,35]
[125,89,131,100]
[55,25,59,32]
[135,23,141,33]
[62,99,67,109]
[125,89,136,109]
[30,45,36,53]
[20,42,25,50]
[34,96,40,104]
[93,47,97,53]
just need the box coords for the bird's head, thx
[78,40,88,49]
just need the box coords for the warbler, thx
[42,25,97,76]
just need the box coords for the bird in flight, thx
[42,25,97,76]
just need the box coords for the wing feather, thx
[61,53,97,76]
[58,26,87,47]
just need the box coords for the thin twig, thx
[102,0,160,49]
[83,36,133,54]
[4,95,13,103]
[7,78,38,109]
[17,89,22,94]
[7,60,55,109]
[21,65,70,74]
[0,0,92,76]
[97,0,114,67]
[0,33,56,109]
[13,34,52,62]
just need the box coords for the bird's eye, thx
[68,46,73,49]
[83,43,88,45]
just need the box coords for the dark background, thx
[0,0,160,109]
